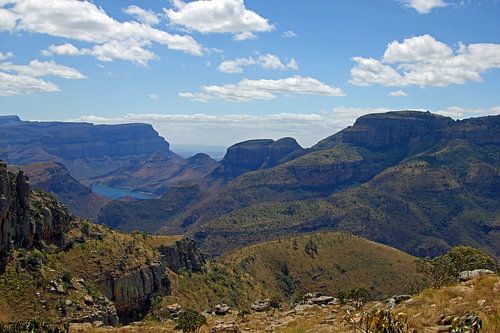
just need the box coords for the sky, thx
[1,0,500,148]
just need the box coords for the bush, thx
[337,287,372,305]
[0,319,68,333]
[417,246,497,288]
[174,309,206,333]
[343,309,416,333]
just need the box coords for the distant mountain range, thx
[1,112,498,259]
[98,111,500,258]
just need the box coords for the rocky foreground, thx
[69,274,499,333]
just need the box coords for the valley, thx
[0,110,498,332]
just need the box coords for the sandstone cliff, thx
[0,161,69,271]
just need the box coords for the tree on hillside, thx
[417,246,497,288]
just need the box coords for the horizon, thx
[1,0,500,146]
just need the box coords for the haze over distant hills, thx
[1,111,498,260]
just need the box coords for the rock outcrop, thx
[96,262,170,322]
[0,116,174,180]
[213,138,304,179]
[0,161,69,271]
[158,238,206,273]
[11,162,108,220]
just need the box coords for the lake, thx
[91,185,154,200]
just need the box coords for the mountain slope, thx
[193,130,499,257]
[223,232,420,300]
[10,162,109,220]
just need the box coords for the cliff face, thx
[0,117,174,180]
[96,262,170,322]
[315,111,455,150]
[213,138,304,179]
[11,162,108,220]
[0,161,68,270]
[157,238,206,273]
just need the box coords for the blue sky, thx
[1,0,499,147]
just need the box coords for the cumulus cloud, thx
[0,58,85,96]
[73,106,499,147]
[42,41,159,67]
[0,60,86,79]
[181,76,345,102]
[1,0,203,66]
[148,93,159,100]
[350,34,500,87]
[218,54,298,74]
[123,5,159,25]
[164,0,273,40]
[0,51,13,60]
[435,106,500,118]
[389,90,408,97]
[402,0,447,14]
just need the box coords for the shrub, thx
[337,287,372,305]
[417,246,497,288]
[343,309,416,333]
[174,309,206,333]
[0,319,68,333]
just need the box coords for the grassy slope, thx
[223,232,421,300]
[194,139,499,257]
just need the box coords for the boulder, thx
[215,304,230,315]
[308,295,334,305]
[211,322,239,333]
[251,299,271,312]
[458,269,495,281]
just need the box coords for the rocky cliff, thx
[315,111,454,150]
[157,238,206,273]
[10,162,108,220]
[213,137,304,179]
[0,161,69,270]
[0,116,174,180]
[96,262,170,322]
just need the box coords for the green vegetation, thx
[0,320,68,333]
[174,309,206,333]
[417,246,497,288]
[224,232,422,300]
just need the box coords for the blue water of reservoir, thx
[91,185,154,200]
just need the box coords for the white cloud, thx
[0,72,59,96]
[389,90,408,97]
[383,34,452,63]
[282,30,298,38]
[0,58,85,96]
[0,7,17,30]
[402,0,447,14]
[1,0,203,66]
[42,41,159,67]
[350,34,500,87]
[41,43,82,57]
[435,106,500,118]
[0,60,86,79]
[72,106,498,147]
[0,51,13,60]
[164,0,273,40]
[218,53,298,74]
[123,5,159,25]
[182,76,345,102]
[148,93,159,100]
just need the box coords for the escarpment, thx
[213,138,304,179]
[0,161,69,271]
[157,237,206,273]
[96,262,170,322]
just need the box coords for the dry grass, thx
[396,275,500,332]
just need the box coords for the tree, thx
[417,246,497,288]
[174,309,206,333]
